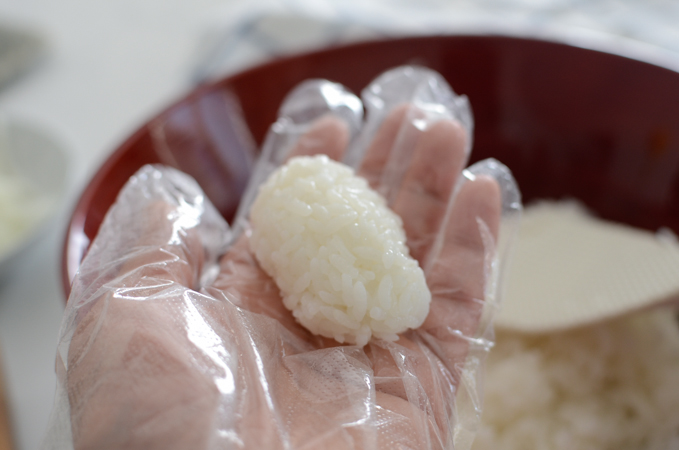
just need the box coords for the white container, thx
[0,118,69,277]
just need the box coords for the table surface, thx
[0,0,677,449]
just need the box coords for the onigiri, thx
[249,155,431,346]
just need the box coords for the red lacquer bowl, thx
[62,35,679,299]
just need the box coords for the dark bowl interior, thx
[62,35,679,298]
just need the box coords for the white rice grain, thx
[249,155,431,346]
[474,309,679,450]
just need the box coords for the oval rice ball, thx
[249,155,431,346]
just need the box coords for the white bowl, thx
[0,118,68,276]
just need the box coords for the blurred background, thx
[0,0,677,449]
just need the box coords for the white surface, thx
[191,0,679,82]
[0,119,69,276]
[499,202,679,332]
[0,0,677,449]
[0,1,234,449]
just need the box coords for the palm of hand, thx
[64,107,502,450]
[208,109,501,449]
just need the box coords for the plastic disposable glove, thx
[42,66,520,450]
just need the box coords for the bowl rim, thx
[60,32,679,300]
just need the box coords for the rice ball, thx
[249,155,431,346]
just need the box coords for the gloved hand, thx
[43,67,520,450]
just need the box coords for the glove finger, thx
[422,172,502,351]
[211,83,354,343]
[354,103,413,189]
[232,79,361,238]
[423,159,520,338]
[285,113,350,161]
[70,165,229,302]
[350,66,472,265]
[390,118,468,263]
[414,160,519,446]
[59,165,233,449]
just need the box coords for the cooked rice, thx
[249,155,431,346]
[473,308,679,450]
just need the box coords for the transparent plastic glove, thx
[42,66,520,450]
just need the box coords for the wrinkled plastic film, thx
[437,160,521,449]
[345,66,521,449]
[233,79,363,238]
[464,159,522,340]
[42,166,235,449]
[42,65,521,450]
[149,88,257,223]
[229,65,521,448]
[344,66,473,195]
